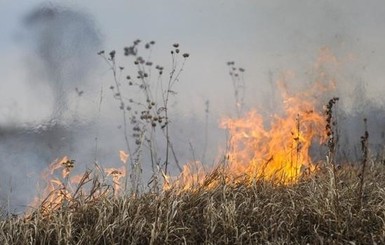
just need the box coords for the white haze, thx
[0,0,385,212]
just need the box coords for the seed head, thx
[109,50,116,60]
[134,39,141,45]
[124,46,137,56]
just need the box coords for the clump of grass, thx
[2,162,385,244]
[358,118,369,209]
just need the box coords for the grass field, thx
[1,160,385,244]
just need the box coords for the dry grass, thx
[1,161,385,244]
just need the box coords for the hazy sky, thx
[1,0,385,124]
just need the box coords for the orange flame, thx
[164,81,333,190]
[119,150,129,164]
[222,95,325,183]
[163,161,207,192]
[105,166,125,195]
[29,150,130,215]
[30,48,340,209]
[29,156,77,213]
[105,150,128,195]
[163,48,342,191]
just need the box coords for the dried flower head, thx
[134,39,141,45]
[109,50,116,60]
[124,46,137,56]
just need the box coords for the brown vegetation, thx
[1,161,385,244]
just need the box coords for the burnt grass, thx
[2,162,385,244]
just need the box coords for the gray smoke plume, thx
[0,4,102,213]
[23,3,102,119]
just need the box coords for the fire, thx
[28,48,339,212]
[29,156,80,214]
[221,85,326,184]
[163,48,342,191]
[163,161,207,192]
[104,150,128,195]
[29,151,129,215]
[164,79,331,191]
[119,150,129,164]
[105,167,125,195]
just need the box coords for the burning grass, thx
[2,44,383,243]
[2,162,385,244]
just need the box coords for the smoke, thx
[317,52,385,162]
[265,47,385,163]
[23,3,102,119]
[0,3,103,213]
[263,1,385,162]
[0,3,207,213]
[1,1,385,213]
